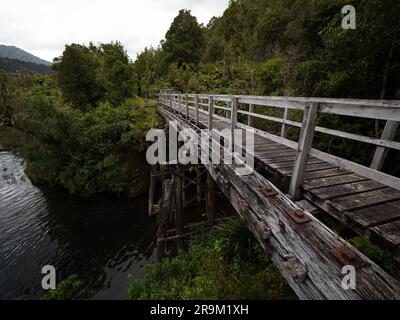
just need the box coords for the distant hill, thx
[0,45,52,66]
[0,57,53,74]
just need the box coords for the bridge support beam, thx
[174,168,185,253]
[157,175,174,262]
[206,171,216,226]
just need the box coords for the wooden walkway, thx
[156,92,400,299]
[161,94,400,261]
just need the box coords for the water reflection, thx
[0,151,157,300]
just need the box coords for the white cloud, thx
[0,0,229,62]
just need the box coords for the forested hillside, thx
[134,0,400,100]
[0,57,53,74]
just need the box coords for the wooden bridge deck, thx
[156,92,400,299]
[183,106,400,257]
[159,93,400,262]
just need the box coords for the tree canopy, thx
[53,42,135,109]
[162,9,204,66]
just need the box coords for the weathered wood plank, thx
[304,174,367,190]
[370,220,400,248]
[309,147,400,191]
[310,180,385,201]
[296,199,321,215]
[282,162,337,176]
[345,200,400,232]
[273,159,324,170]
[328,188,400,212]
[257,150,298,161]
[304,168,350,180]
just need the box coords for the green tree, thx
[98,42,135,105]
[258,57,285,95]
[53,44,102,109]
[162,9,204,66]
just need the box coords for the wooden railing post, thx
[371,120,399,171]
[169,93,172,110]
[281,108,289,138]
[288,102,319,200]
[248,104,254,127]
[231,97,238,151]
[186,94,189,119]
[195,95,199,126]
[208,96,214,130]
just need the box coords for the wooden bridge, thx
[155,91,400,300]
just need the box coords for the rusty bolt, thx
[294,210,304,218]
[256,222,271,240]
[259,185,278,197]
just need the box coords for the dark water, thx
[0,151,157,300]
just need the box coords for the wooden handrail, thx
[159,91,400,192]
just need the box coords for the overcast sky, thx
[0,0,229,62]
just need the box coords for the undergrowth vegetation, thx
[127,218,296,300]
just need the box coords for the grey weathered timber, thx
[158,104,400,300]
[195,95,199,125]
[289,103,319,200]
[185,94,189,119]
[248,104,255,127]
[157,178,174,262]
[371,121,399,170]
[281,107,289,138]
[309,148,400,191]
[174,171,185,252]
[148,169,156,216]
[208,96,214,130]
[206,171,216,226]
[230,96,238,151]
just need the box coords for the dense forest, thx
[134,0,400,99]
